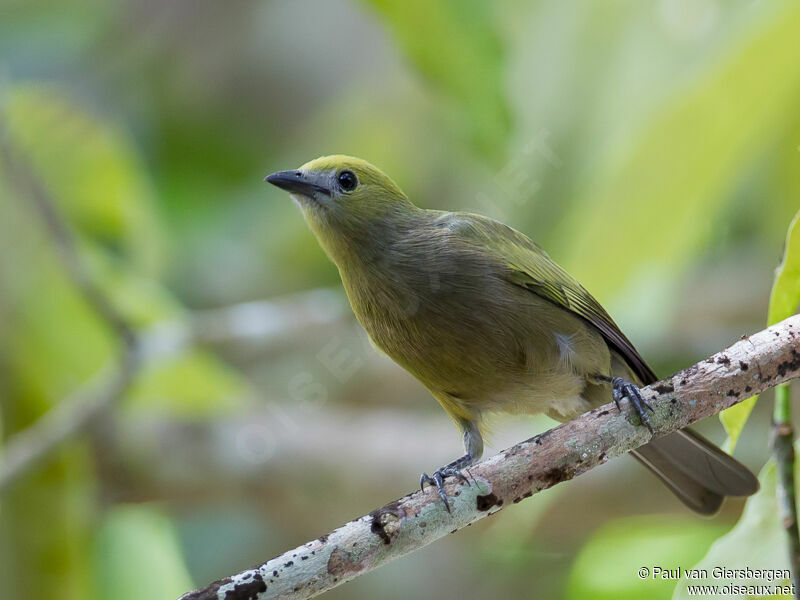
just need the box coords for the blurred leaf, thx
[767,210,800,325]
[721,208,800,449]
[0,83,247,599]
[0,148,97,600]
[673,460,789,600]
[556,1,800,308]
[364,0,510,159]
[719,395,759,453]
[94,505,194,600]
[129,351,248,418]
[4,84,165,274]
[566,515,726,600]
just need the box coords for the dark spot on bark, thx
[597,410,609,417]
[654,383,674,394]
[543,466,571,485]
[680,379,688,386]
[726,389,739,398]
[328,548,363,577]
[419,521,427,527]
[284,561,293,567]
[293,586,301,592]
[528,475,534,481]
[220,573,267,600]
[369,501,402,545]
[318,534,329,544]
[777,350,800,378]
[745,386,752,393]
[670,398,677,404]
[301,556,308,560]
[534,437,542,445]
[476,493,501,511]
[717,355,731,365]
[513,491,533,504]
[273,571,278,577]
[181,578,234,600]
[739,361,749,371]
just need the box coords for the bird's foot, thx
[420,453,473,513]
[608,376,654,432]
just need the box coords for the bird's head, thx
[266,155,416,262]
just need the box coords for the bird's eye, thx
[337,170,357,191]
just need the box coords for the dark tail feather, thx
[631,429,759,515]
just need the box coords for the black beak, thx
[264,170,331,196]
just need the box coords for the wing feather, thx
[445,212,657,384]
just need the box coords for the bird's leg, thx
[594,374,654,432]
[420,421,483,513]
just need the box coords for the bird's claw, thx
[610,376,654,432]
[420,456,473,513]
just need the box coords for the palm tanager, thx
[266,155,758,515]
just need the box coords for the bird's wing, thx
[443,212,657,384]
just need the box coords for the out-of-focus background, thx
[1,1,799,598]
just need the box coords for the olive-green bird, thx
[266,155,758,514]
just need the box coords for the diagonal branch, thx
[180,314,800,600]
[0,119,140,492]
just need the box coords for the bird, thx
[265,154,758,515]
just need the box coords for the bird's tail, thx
[631,429,759,515]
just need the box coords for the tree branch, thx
[0,118,140,492]
[180,314,800,600]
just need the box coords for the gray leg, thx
[420,419,483,513]
[593,374,654,432]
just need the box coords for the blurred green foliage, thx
[1,1,798,599]
[722,209,800,449]
[567,516,726,600]
[673,461,790,600]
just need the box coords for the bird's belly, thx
[484,375,597,421]
[348,271,612,421]
[367,313,603,421]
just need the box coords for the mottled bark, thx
[181,314,800,600]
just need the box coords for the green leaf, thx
[4,84,165,274]
[364,0,511,159]
[672,460,790,600]
[0,84,247,599]
[565,515,726,600]
[555,2,800,307]
[719,395,758,453]
[128,351,248,418]
[94,505,194,600]
[767,210,800,326]
[721,208,800,449]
